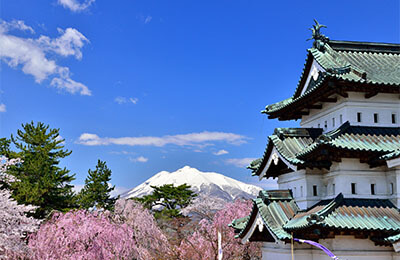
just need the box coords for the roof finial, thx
[308,19,329,51]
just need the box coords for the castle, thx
[231,21,400,259]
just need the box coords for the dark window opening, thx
[313,185,318,196]
[357,113,362,122]
[351,183,356,194]
[371,184,375,195]
[374,113,378,123]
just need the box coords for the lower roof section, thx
[249,122,400,179]
[232,190,400,248]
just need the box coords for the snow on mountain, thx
[121,166,262,201]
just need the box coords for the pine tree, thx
[77,160,116,210]
[136,184,197,218]
[8,121,76,218]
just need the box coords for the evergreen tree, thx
[8,121,76,218]
[77,160,116,210]
[136,184,197,218]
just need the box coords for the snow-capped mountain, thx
[121,166,262,201]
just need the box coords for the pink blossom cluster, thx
[28,210,138,259]
[114,198,174,259]
[179,199,261,260]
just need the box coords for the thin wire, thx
[291,232,294,260]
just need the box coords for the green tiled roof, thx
[249,128,322,176]
[250,123,400,177]
[297,122,400,160]
[380,150,400,160]
[229,216,250,232]
[386,233,400,244]
[235,190,299,241]
[231,190,400,245]
[263,40,400,119]
[284,194,400,233]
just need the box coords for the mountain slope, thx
[122,166,262,201]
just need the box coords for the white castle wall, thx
[262,236,400,260]
[278,159,399,210]
[300,92,400,132]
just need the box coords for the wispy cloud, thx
[57,0,95,12]
[73,184,130,198]
[0,104,6,112]
[225,158,256,168]
[144,16,152,24]
[213,149,228,156]
[0,20,91,95]
[114,96,139,105]
[78,131,248,147]
[129,156,148,163]
[137,14,153,24]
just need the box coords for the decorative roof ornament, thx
[308,19,329,51]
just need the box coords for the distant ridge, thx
[121,166,262,201]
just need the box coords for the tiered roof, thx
[262,38,400,121]
[250,122,400,178]
[233,22,400,252]
[235,190,400,248]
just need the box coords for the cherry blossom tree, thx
[114,198,176,260]
[28,210,138,259]
[178,199,261,260]
[0,156,40,259]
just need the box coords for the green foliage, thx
[135,184,197,218]
[0,137,18,158]
[77,159,116,210]
[7,121,76,218]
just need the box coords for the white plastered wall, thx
[300,92,400,132]
[262,236,400,260]
[277,159,397,210]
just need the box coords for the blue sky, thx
[1,0,399,194]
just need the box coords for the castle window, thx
[340,114,343,124]
[313,185,318,196]
[371,184,376,195]
[332,118,335,127]
[357,112,362,122]
[351,183,356,194]
[392,114,397,124]
[373,113,379,123]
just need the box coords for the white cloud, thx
[0,20,91,95]
[57,0,95,12]
[1,20,34,34]
[213,149,228,156]
[130,156,148,163]
[225,158,256,168]
[77,131,248,147]
[0,104,5,112]
[129,97,138,104]
[114,96,139,105]
[114,96,126,104]
[72,184,84,194]
[110,186,130,198]
[144,16,152,24]
[55,135,66,144]
[37,28,89,59]
[73,184,130,198]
